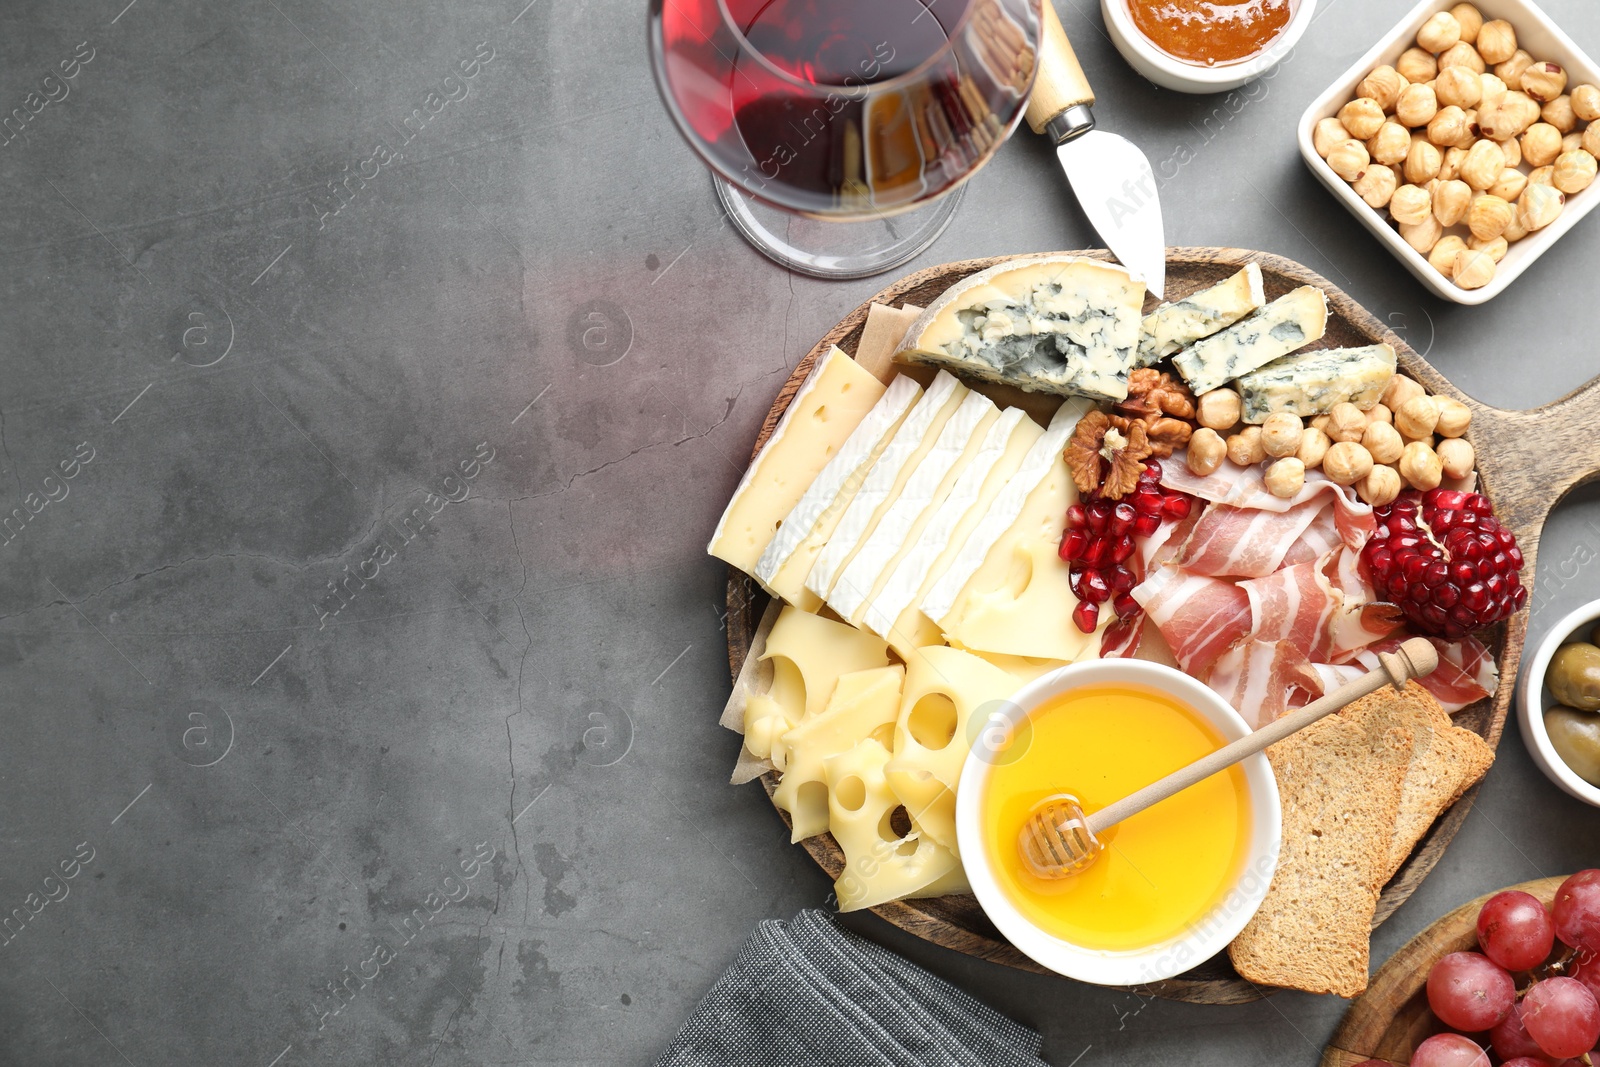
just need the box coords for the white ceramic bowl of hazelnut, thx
[1516,599,1600,808]
[1297,0,1600,305]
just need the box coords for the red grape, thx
[1570,953,1600,1003]
[1522,976,1600,1059]
[1553,870,1600,955]
[1492,1001,1547,1061]
[1479,890,1557,971]
[1428,951,1516,1031]
[1411,1033,1491,1067]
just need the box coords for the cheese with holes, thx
[1171,286,1329,395]
[741,606,890,770]
[825,739,959,911]
[804,372,966,602]
[883,646,1023,854]
[1135,263,1266,367]
[708,347,887,574]
[1235,343,1397,423]
[894,256,1146,401]
[754,375,922,610]
[771,666,903,842]
[863,409,1040,658]
[826,390,1000,624]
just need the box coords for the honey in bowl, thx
[982,683,1252,952]
[1126,0,1296,67]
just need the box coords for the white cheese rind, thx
[1236,344,1398,423]
[753,374,922,601]
[919,399,1089,622]
[825,391,998,623]
[804,372,965,602]
[1135,263,1266,367]
[895,257,1146,401]
[1171,285,1329,395]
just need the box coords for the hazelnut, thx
[1542,94,1578,133]
[1197,389,1242,431]
[1467,193,1514,240]
[1553,149,1598,194]
[1564,131,1586,155]
[1326,402,1370,443]
[1417,11,1462,54]
[1435,397,1473,438]
[1528,164,1556,187]
[1454,109,1480,149]
[1456,138,1503,189]
[1328,139,1371,181]
[1521,62,1568,103]
[1261,412,1304,458]
[1396,395,1442,438]
[1353,164,1399,208]
[1297,427,1332,469]
[1522,122,1564,167]
[1339,97,1387,140]
[1476,19,1517,65]
[1479,91,1539,139]
[1404,139,1444,184]
[1390,182,1434,224]
[1488,167,1527,202]
[1362,420,1405,464]
[1398,47,1438,85]
[1323,441,1375,487]
[1368,402,1395,425]
[1435,65,1483,110]
[1186,427,1226,477]
[1394,82,1437,128]
[1451,3,1484,45]
[1311,413,1333,433]
[1399,441,1445,490]
[1400,214,1443,254]
[1437,147,1465,181]
[1439,42,1486,75]
[1369,121,1412,165]
[1479,73,1510,109]
[1432,178,1472,225]
[1427,105,1469,146]
[1429,234,1470,276]
[1586,123,1600,158]
[1469,234,1509,263]
[1264,457,1307,500]
[1226,426,1266,467]
[1495,49,1536,88]
[1381,374,1426,410]
[1572,83,1600,122]
[1359,465,1404,507]
[1437,437,1476,479]
[1502,210,1530,242]
[1358,65,1406,111]
[1453,248,1497,290]
[1315,116,1352,157]
[1518,182,1566,231]
[1498,134,1522,166]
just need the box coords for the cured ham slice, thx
[1205,640,1322,729]
[1162,453,1376,549]
[1355,634,1498,713]
[1132,565,1253,676]
[1182,500,1328,579]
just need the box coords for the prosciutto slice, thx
[1132,564,1253,676]
[1205,640,1322,729]
[1353,634,1499,713]
[1162,453,1376,549]
[1182,500,1329,579]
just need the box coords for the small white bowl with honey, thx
[955,659,1282,985]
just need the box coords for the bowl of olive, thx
[1518,600,1600,806]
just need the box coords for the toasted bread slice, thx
[1229,718,1413,998]
[1342,682,1496,882]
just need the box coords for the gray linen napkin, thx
[656,910,1049,1067]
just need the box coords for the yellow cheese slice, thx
[771,665,903,842]
[825,738,960,911]
[909,864,971,898]
[974,652,1072,683]
[742,606,890,769]
[708,347,886,574]
[935,450,1108,662]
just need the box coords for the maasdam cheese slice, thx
[771,665,903,842]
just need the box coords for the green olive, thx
[1546,705,1600,786]
[1548,642,1600,712]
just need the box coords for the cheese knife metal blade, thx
[1026,2,1166,300]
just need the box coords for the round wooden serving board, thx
[723,248,1600,1004]
[1321,875,1570,1066]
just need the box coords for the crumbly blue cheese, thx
[1236,344,1398,423]
[1135,263,1266,367]
[1171,285,1328,395]
[894,256,1146,402]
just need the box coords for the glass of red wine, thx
[650,0,1042,278]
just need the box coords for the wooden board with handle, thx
[723,248,1600,1004]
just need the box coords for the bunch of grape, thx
[1356,870,1600,1067]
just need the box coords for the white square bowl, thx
[1297,0,1600,305]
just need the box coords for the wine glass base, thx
[713,176,964,280]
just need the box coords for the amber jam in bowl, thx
[1102,0,1318,93]
[955,659,1282,985]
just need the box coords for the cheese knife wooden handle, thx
[1024,1,1096,139]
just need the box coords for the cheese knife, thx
[1025,2,1166,299]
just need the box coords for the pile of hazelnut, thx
[1185,375,1475,506]
[1315,3,1598,290]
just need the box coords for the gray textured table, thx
[2,0,1598,1064]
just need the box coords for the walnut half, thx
[1065,411,1152,500]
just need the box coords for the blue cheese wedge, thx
[893,256,1146,402]
[1237,344,1398,423]
[1171,285,1329,395]
[1135,263,1266,367]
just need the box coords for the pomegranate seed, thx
[1073,601,1100,634]
[1111,535,1136,564]
[1512,584,1528,610]
[1087,506,1109,535]
[1434,583,1461,608]
[1462,583,1490,611]
[1081,570,1111,605]
[1134,491,1165,517]
[1109,566,1136,592]
[1111,503,1136,537]
[1067,503,1087,529]
[1143,460,1164,482]
[1068,566,1087,598]
[1162,494,1193,520]
[1060,528,1090,561]
[1082,538,1108,568]
[1402,556,1429,583]
[1113,593,1141,620]
[1133,513,1161,537]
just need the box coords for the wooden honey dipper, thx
[1019,637,1440,880]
